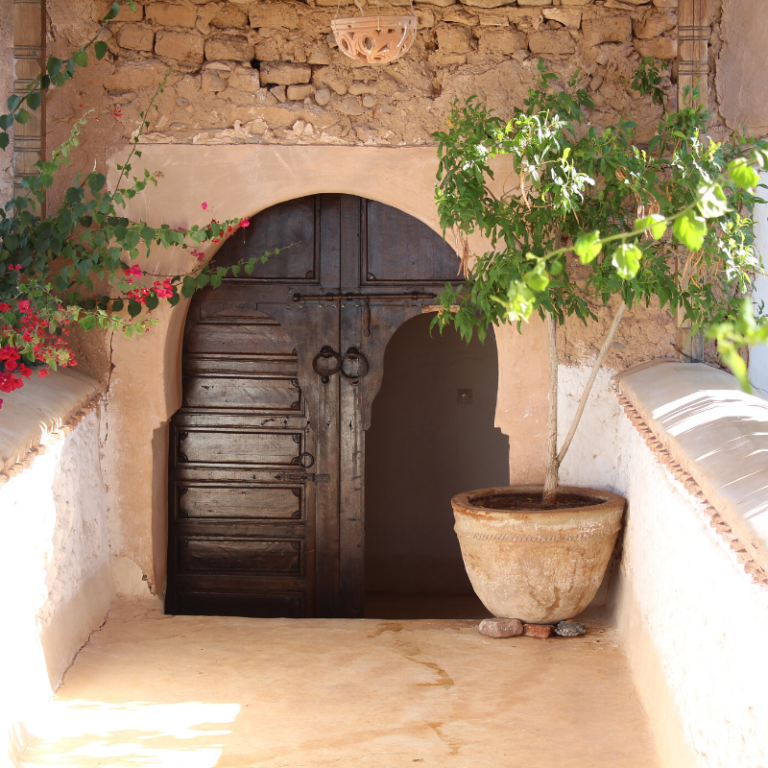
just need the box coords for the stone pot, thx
[452,485,625,624]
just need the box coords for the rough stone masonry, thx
[45,0,682,370]
[48,0,677,150]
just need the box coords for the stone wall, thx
[46,0,677,158]
[46,0,681,377]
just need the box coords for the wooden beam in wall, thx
[678,0,709,109]
[12,0,45,203]
[676,0,709,361]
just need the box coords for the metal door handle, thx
[341,348,369,384]
[312,346,341,383]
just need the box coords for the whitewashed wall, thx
[749,171,768,396]
[558,364,768,768]
[0,406,113,768]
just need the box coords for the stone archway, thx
[102,145,549,599]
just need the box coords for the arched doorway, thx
[166,194,504,618]
[365,314,508,619]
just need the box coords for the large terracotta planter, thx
[452,485,625,624]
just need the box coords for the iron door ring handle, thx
[341,348,369,383]
[313,346,342,383]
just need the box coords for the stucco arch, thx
[103,145,548,598]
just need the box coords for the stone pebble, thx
[478,617,523,638]
[555,621,586,637]
[523,623,554,638]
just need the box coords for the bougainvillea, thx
[0,2,275,407]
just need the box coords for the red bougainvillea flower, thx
[39,369,49,378]
[124,264,143,284]
[239,219,250,228]
[201,202,208,210]
[110,107,123,118]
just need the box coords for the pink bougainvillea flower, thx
[18,300,30,313]
[201,202,208,210]
[239,219,250,228]
[0,303,10,312]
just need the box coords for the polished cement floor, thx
[21,598,659,768]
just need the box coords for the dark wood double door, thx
[166,194,460,618]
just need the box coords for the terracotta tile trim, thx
[617,393,768,588]
[0,391,104,485]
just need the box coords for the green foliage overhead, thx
[432,59,768,350]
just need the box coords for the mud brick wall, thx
[47,0,678,150]
[44,0,681,368]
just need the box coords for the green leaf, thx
[104,2,120,20]
[720,342,749,391]
[574,230,602,264]
[73,49,88,68]
[697,183,729,219]
[15,108,29,125]
[47,57,62,76]
[94,40,108,60]
[0,114,12,130]
[127,299,142,317]
[88,172,106,196]
[634,213,667,240]
[0,132,8,150]
[145,293,159,310]
[673,210,707,251]
[26,91,42,111]
[611,243,642,280]
[111,298,124,312]
[728,158,761,191]
[6,94,20,112]
[524,266,549,292]
[79,314,96,331]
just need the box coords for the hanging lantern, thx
[331,13,417,65]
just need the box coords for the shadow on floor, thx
[364,592,493,620]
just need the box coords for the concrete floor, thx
[21,600,659,768]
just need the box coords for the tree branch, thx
[556,302,626,467]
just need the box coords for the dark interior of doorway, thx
[364,313,509,619]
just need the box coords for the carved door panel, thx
[167,194,460,618]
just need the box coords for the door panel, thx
[212,196,319,281]
[363,200,460,283]
[167,193,459,618]
[178,485,302,520]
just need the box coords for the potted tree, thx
[432,60,768,625]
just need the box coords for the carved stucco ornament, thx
[331,14,417,64]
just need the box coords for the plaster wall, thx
[0,408,114,768]
[365,313,509,595]
[558,364,768,768]
[749,171,768,396]
[716,0,768,136]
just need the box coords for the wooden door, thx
[166,194,461,618]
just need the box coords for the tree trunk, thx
[542,312,559,506]
[556,302,627,468]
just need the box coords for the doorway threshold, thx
[364,591,493,620]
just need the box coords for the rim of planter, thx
[452,484,626,520]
